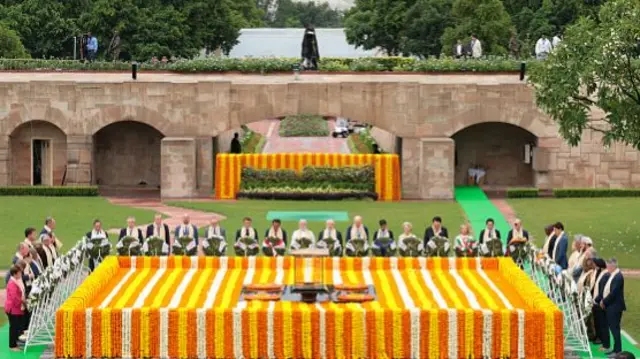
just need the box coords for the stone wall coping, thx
[161,137,197,142]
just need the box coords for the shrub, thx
[0,186,99,196]
[0,25,29,59]
[279,114,329,137]
[348,128,381,154]
[239,125,265,153]
[507,188,539,198]
[553,188,640,198]
[237,190,378,201]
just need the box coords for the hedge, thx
[553,188,640,198]
[240,165,375,193]
[279,114,329,137]
[0,186,99,196]
[0,57,529,74]
[348,128,381,154]
[237,191,378,201]
[506,188,539,198]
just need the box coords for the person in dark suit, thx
[86,219,109,271]
[318,219,343,244]
[506,218,529,243]
[235,217,259,241]
[174,214,199,245]
[601,258,626,356]
[119,216,144,241]
[35,233,59,269]
[548,222,569,269]
[478,218,501,244]
[204,218,226,240]
[423,216,449,247]
[40,216,62,250]
[146,214,171,245]
[372,219,394,256]
[345,216,369,242]
[230,133,242,154]
[592,258,609,348]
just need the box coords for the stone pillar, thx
[195,137,214,196]
[161,137,197,198]
[0,135,9,186]
[66,135,93,186]
[401,137,455,200]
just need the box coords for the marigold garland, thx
[56,256,563,359]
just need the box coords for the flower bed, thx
[215,153,401,201]
[278,114,330,137]
[56,256,562,359]
[0,57,528,74]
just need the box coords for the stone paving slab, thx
[0,72,523,84]
[262,119,350,154]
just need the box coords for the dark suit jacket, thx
[174,224,199,244]
[204,226,226,239]
[602,272,626,312]
[506,230,529,243]
[263,229,287,244]
[236,228,259,241]
[35,246,53,269]
[318,230,343,245]
[146,224,171,245]
[86,231,109,240]
[119,228,144,241]
[594,271,611,304]
[373,230,394,241]
[553,233,569,269]
[424,227,449,247]
[345,226,369,242]
[478,229,501,244]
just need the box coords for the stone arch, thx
[9,120,68,185]
[93,120,164,188]
[451,121,538,187]
[88,105,175,137]
[2,105,70,136]
[441,106,552,139]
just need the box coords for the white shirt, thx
[552,36,561,48]
[456,44,463,56]
[471,39,482,58]
[535,38,552,55]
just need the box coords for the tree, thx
[529,0,640,149]
[440,0,513,55]
[403,0,452,58]
[265,0,343,28]
[0,24,29,58]
[344,0,416,56]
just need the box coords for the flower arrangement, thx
[315,237,342,256]
[507,238,531,263]
[262,237,286,256]
[234,237,259,256]
[116,236,141,256]
[398,236,423,257]
[371,237,396,257]
[425,235,450,257]
[142,236,169,256]
[480,237,504,257]
[345,238,369,257]
[454,236,478,257]
[293,236,314,250]
[84,236,111,263]
[172,236,197,256]
[201,235,227,256]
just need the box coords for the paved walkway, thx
[0,72,523,85]
[252,119,351,154]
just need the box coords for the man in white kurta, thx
[291,219,316,250]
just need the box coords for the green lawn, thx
[169,199,466,249]
[0,197,158,268]
[623,277,640,344]
[508,198,640,269]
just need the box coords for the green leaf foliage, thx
[529,0,640,150]
[0,24,29,58]
[279,114,330,137]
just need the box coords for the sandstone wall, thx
[9,121,67,185]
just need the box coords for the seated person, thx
[291,219,315,250]
[398,222,422,256]
[236,217,259,241]
[263,219,286,255]
[454,224,477,256]
[174,214,199,244]
[478,218,500,244]
[317,219,343,255]
[235,217,260,256]
[372,219,396,256]
[424,216,449,248]
[146,214,171,245]
[345,216,369,256]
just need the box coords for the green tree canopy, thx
[441,0,513,55]
[261,0,343,28]
[0,24,29,58]
[529,0,640,149]
[403,0,452,58]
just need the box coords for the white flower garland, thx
[419,258,448,308]
[482,309,493,359]
[410,308,421,359]
[196,309,207,359]
[315,303,326,359]
[203,257,228,308]
[121,308,132,358]
[517,309,525,359]
[449,257,481,309]
[448,309,458,359]
[133,268,166,308]
[85,308,92,357]
[168,269,197,308]
[159,309,169,359]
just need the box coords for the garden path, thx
[251,119,351,154]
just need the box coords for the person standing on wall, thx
[230,133,242,154]
[86,32,98,62]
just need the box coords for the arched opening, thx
[452,122,537,187]
[9,120,67,186]
[93,121,164,189]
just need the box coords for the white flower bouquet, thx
[262,236,286,256]
[235,237,259,256]
[425,235,450,257]
[202,235,227,256]
[480,237,503,257]
[316,237,342,256]
[399,236,423,257]
[116,236,141,256]
[84,236,111,262]
[172,236,197,256]
[142,236,169,256]
[345,238,369,257]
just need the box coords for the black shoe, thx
[606,351,620,358]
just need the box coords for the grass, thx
[623,277,640,344]
[279,115,330,137]
[168,199,466,250]
[508,198,640,269]
[0,197,158,268]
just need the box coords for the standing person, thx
[592,258,609,346]
[552,33,562,48]
[86,219,108,271]
[230,133,242,154]
[23,228,43,275]
[535,35,552,60]
[506,218,529,243]
[478,218,501,244]
[548,222,568,269]
[470,34,482,58]
[174,214,199,244]
[146,214,171,246]
[301,25,320,70]
[80,33,88,61]
[601,258,626,356]
[5,265,26,352]
[40,217,62,250]
[86,32,98,62]
[108,31,121,62]
[568,235,585,271]
[36,234,59,269]
[453,40,464,59]
[119,216,144,241]
[424,216,449,247]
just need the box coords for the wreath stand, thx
[24,250,88,352]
